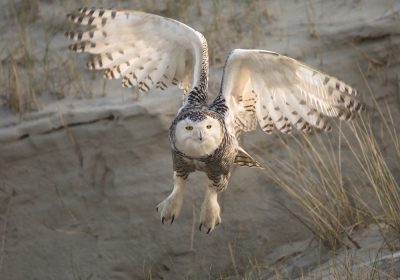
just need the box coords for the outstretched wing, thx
[65,7,208,104]
[216,49,365,138]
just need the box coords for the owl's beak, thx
[194,129,202,141]
[193,128,203,141]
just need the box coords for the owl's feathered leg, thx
[199,176,224,234]
[156,171,187,225]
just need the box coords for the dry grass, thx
[0,0,267,116]
[252,68,400,278]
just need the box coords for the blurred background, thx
[0,0,399,279]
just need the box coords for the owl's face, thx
[174,116,223,158]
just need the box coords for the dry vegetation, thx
[0,0,399,279]
[261,92,400,279]
[0,0,267,118]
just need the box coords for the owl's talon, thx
[199,223,202,231]
[156,175,185,227]
[199,187,221,234]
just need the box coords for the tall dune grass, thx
[258,79,399,250]
[253,76,400,278]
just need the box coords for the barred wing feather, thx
[218,49,366,136]
[65,7,206,102]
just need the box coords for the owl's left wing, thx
[214,49,365,138]
[65,7,207,103]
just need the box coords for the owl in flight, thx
[65,8,365,234]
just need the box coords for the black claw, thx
[199,223,202,231]
[207,228,211,234]
[162,216,165,225]
[171,215,175,225]
[216,222,220,226]
[156,207,158,212]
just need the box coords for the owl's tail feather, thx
[234,147,264,169]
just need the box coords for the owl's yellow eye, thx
[186,126,193,130]
[206,125,212,129]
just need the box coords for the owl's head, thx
[174,113,223,158]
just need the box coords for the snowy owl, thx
[65,8,365,234]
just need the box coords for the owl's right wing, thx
[65,7,207,104]
[213,49,365,139]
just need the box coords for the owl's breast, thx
[182,157,208,172]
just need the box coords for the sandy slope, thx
[0,0,399,279]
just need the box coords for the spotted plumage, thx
[66,7,366,234]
